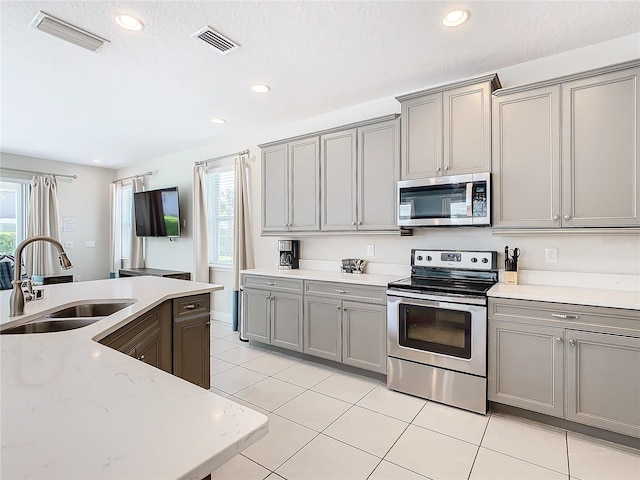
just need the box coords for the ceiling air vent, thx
[30,11,109,52]
[191,26,239,54]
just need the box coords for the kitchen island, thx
[0,276,268,480]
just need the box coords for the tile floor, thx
[208,321,640,480]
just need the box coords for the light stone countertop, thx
[0,276,268,480]
[488,282,640,310]
[240,267,407,287]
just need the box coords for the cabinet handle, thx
[352,222,356,226]
[335,289,350,294]
[564,214,571,220]
[336,305,341,310]
[569,339,576,346]
[265,295,270,299]
[551,313,579,319]
[445,165,449,171]
[553,215,559,221]
[139,354,145,361]
[284,224,287,227]
[265,281,277,286]
[436,167,441,172]
[343,307,347,311]
[183,304,197,310]
[556,337,562,344]
[206,322,211,326]
[357,221,362,225]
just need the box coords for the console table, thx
[118,268,191,281]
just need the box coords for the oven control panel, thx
[412,250,496,270]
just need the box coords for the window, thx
[0,180,30,255]
[120,185,133,260]
[207,167,235,266]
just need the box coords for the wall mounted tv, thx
[134,187,181,237]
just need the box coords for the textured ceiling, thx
[1,1,639,168]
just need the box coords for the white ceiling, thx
[1,1,639,169]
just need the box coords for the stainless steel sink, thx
[44,302,134,319]
[0,301,135,335]
[1,318,102,334]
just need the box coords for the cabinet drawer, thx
[243,275,303,293]
[304,281,386,304]
[173,294,210,319]
[489,298,640,336]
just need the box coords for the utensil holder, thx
[505,271,518,285]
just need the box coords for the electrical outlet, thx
[545,247,558,264]
[85,241,96,248]
[367,244,375,256]
[64,241,74,248]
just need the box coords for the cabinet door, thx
[492,86,561,228]
[400,93,442,179]
[321,129,358,230]
[271,292,303,352]
[304,295,342,362]
[342,301,386,374]
[174,315,211,389]
[566,330,640,437]
[562,67,640,227]
[262,143,289,232]
[357,119,400,231]
[242,288,270,344]
[289,137,320,231]
[488,320,564,418]
[443,82,492,175]
[101,301,172,374]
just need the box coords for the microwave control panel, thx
[472,184,488,218]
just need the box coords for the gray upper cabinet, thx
[321,129,358,231]
[261,144,288,232]
[357,119,400,231]
[492,85,561,228]
[561,67,640,227]
[261,137,320,232]
[493,61,640,229]
[397,74,499,180]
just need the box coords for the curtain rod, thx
[111,171,153,184]
[0,166,77,179]
[194,149,250,166]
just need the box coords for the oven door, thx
[387,291,487,376]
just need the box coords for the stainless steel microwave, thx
[397,172,491,227]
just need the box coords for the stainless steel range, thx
[387,249,498,414]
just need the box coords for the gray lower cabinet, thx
[489,320,564,418]
[242,278,304,352]
[566,330,640,435]
[303,281,387,374]
[304,295,342,362]
[488,298,640,438]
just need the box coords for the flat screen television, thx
[134,187,181,237]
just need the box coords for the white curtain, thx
[26,174,61,277]
[232,155,254,331]
[129,177,145,268]
[193,165,209,283]
[109,182,122,278]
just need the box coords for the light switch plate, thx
[545,247,558,263]
[64,241,73,248]
[367,244,375,256]
[85,240,96,248]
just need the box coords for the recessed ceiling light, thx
[113,14,144,31]
[210,118,226,124]
[442,9,470,27]
[251,84,271,93]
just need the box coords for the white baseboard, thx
[211,311,232,323]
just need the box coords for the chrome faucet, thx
[9,236,73,317]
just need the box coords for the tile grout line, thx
[565,431,571,479]
[467,411,492,480]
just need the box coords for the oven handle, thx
[386,290,487,307]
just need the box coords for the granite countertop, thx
[240,267,406,287]
[0,276,268,480]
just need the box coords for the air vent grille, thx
[30,11,108,52]
[192,26,239,54]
